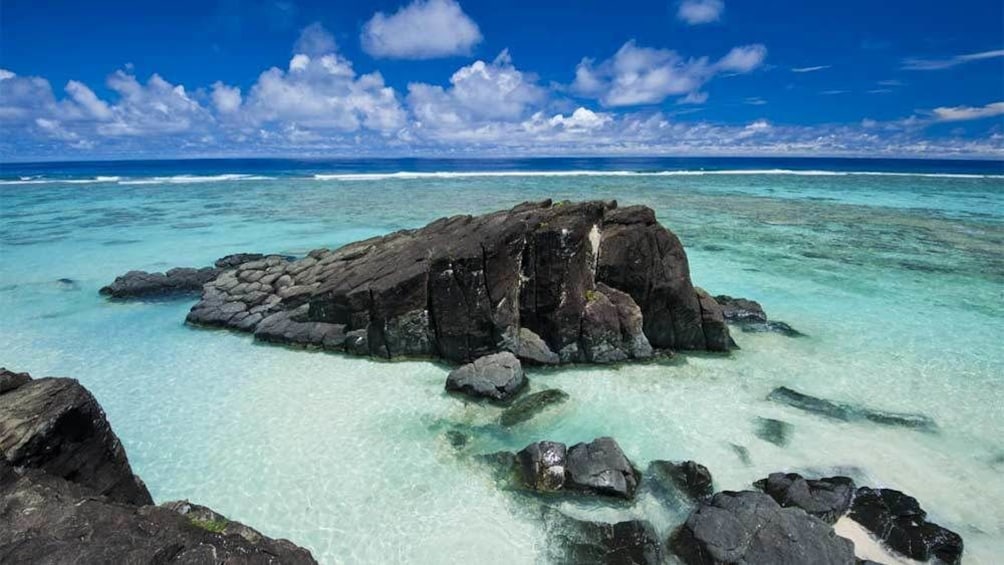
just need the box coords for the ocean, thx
[1,157,1002,563]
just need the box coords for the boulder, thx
[0,368,31,394]
[849,487,963,564]
[669,490,856,564]
[177,200,730,362]
[754,473,855,524]
[99,267,220,299]
[768,386,938,432]
[500,389,569,427]
[648,460,714,499]
[546,513,664,565]
[695,289,731,351]
[517,441,567,492]
[565,437,640,499]
[0,375,152,506]
[713,295,768,323]
[0,468,316,564]
[445,352,526,402]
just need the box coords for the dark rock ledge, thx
[105,200,746,364]
[0,367,317,564]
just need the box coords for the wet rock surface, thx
[500,388,569,426]
[648,460,714,499]
[715,294,804,337]
[110,200,733,363]
[849,487,963,564]
[545,512,664,565]
[0,373,152,505]
[445,352,526,402]
[565,437,640,499]
[768,386,938,432]
[100,266,221,299]
[0,369,317,564]
[754,472,855,524]
[669,490,857,565]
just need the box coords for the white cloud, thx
[0,69,15,80]
[211,82,242,113]
[547,107,613,130]
[677,0,724,25]
[572,41,766,106]
[407,50,546,133]
[294,22,338,56]
[65,80,113,119]
[902,49,1004,70]
[791,65,830,73]
[361,0,482,59]
[931,101,1004,122]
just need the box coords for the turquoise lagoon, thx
[1,161,1002,563]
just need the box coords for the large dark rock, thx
[714,295,804,337]
[546,513,664,565]
[500,388,569,427]
[648,460,714,499]
[445,352,526,402]
[754,472,855,524]
[669,490,856,564]
[517,441,567,492]
[0,368,31,394]
[0,468,316,564]
[849,487,963,564]
[768,386,938,432]
[100,267,220,299]
[565,437,640,499]
[0,369,317,564]
[0,374,152,506]
[178,200,729,363]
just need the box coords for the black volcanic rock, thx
[546,513,664,565]
[849,487,963,564]
[445,352,526,402]
[754,472,855,524]
[176,200,730,363]
[0,373,152,505]
[517,441,567,492]
[714,294,804,337]
[648,460,714,499]
[0,369,317,564]
[565,437,640,499]
[0,368,31,394]
[100,266,220,299]
[669,490,856,565]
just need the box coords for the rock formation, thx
[647,460,714,499]
[849,487,963,564]
[516,437,639,499]
[768,386,938,432]
[0,368,316,564]
[99,253,266,299]
[445,352,526,402]
[754,472,855,524]
[162,200,731,364]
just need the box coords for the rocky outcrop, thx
[648,460,714,499]
[768,386,938,432]
[546,513,664,565]
[849,487,963,564]
[516,437,639,499]
[754,473,855,524]
[500,388,569,427]
[0,369,317,564]
[669,490,856,564]
[100,267,219,299]
[445,352,526,402]
[0,373,152,505]
[715,295,804,337]
[166,200,731,363]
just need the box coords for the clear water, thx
[1,159,1002,563]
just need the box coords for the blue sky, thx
[1,0,1002,160]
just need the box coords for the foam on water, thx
[1,170,1002,563]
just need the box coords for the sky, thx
[0,0,1002,161]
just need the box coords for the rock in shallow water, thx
[545,512,664,565]
[169,200,732,363]
[754,472,855,524]
[669,490,857,565]
[515,437,639,499]
[445,352,526,402]
[100,266,220,299]
[499,388,569,427]
[648,460,714,499]
[849,487,963,564]
[754,416,794,446]
[768,386,938,432]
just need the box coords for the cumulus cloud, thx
[65,80,113,119]
[407,50,546,134]
[211,82,242,113]
[931,101,1004,122]
[571,41,766,106]
[902,49,1004,70]
[294,22,338,56]
[677,0,724,24]
[361,0,482,59]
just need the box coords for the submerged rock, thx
[500,388,569,426]
[445,352,526,402]
[0,373,152,505]
[768,386,938,432]
[754,472,855,524]
[169,200,732,362]
[565,437,640,499]
[754,416,794,446]
[100,266,220,299]
[545,512,664,565]
[669,490,856,565]
[648,460,714,499]
[0,369,317,563]
[714,294,805,337]
[849,487,963,564]
[741,320,805,337]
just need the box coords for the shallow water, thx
[1,165,1002,563]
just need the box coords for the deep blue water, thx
[2,156,1002,180]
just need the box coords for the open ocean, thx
[1,157,1002,563]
